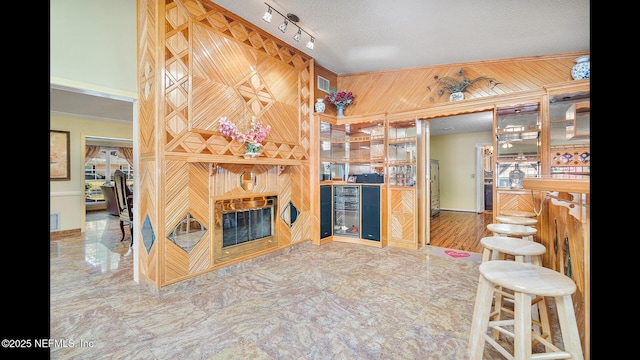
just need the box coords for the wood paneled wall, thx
[137,0,315,288]
[334,54,586,116]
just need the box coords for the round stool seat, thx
[487,223,537,241]
[480,260,576,297]
[500,210,537,218]
[495,215,538,226]
[480,236,546,264]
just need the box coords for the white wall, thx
[430,131,492,212]
[50,0,137,232]
[50,0,137,96]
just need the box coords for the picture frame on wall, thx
[50,130,70,180]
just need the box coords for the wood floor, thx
[428,210,494,253]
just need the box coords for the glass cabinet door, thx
[387,120,417,187]
[549,92,590,175]
[495,103,540,188]
[333,185,360,237]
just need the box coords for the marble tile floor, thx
[50,211,553,359]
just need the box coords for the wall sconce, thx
[263,2,316,51]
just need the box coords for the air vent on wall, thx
[317,76,330,93]
[50,212,60,231]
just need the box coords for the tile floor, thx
[49,211,522,359]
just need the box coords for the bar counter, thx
[523,175,590,360]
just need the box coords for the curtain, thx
[85,145,102,163]
[118,147,134,167]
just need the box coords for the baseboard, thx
[50,228,82,239]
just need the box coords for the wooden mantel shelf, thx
[164,153,304,165]
[523,175,589,194]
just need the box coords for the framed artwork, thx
[50,130,70,180]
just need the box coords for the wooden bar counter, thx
[523,175,590,360]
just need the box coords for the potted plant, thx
[427,69,499,102]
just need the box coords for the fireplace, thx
[214,195,278,261]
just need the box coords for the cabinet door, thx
[361,185,380,241]
[320,185,332,238]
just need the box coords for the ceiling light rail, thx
[262,2,315,50]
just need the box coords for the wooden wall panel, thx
[388,189,417,249]
[137,0,162,288]
[336,54,584,117]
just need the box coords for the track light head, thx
[306,37,315,50]
[278,19,288,33]
[262,7,272,22]
[293,28,301,42]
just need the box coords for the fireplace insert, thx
[214,195,277,261]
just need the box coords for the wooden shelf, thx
[165,153,303,166]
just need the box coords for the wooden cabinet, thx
[317,113,421,249]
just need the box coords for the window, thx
[85,148,133,203]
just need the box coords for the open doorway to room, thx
[476,143,493,213]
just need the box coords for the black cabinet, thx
[361,185,381,241]
[320,185,332,239]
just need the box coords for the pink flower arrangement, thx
[325,90,354,108]
[218,116,271,153]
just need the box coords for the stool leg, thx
[468,275,495,360]
[513,291,533,359]
[554,295,584,360]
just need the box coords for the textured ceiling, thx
[50,0,589,135]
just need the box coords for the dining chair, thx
[113,169,133,246]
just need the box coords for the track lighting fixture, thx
[262,2,316,51]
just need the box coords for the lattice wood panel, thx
[388,189,417,249]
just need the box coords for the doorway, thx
[476,143,493,213]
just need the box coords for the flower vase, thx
[571,55,590,80]
[242,152,260,159]
[336,105,345,118]
[449,92,464,102]
[315,98,325,113]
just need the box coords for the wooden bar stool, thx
[496,215,538,227]
[487,223,537,242]
[468,261,584,360]
[480,237,549,339]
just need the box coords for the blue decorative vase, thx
[571,55,590,80]
[336,105,345,117]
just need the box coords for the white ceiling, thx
[49,0,589,136]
